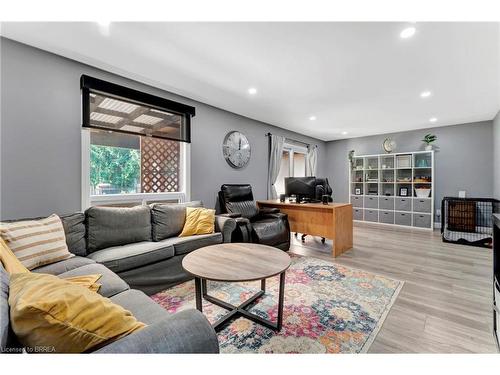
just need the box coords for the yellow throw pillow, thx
[179,207,215,237]
[62,274,102,293]
[0,237,29,274]
[1,237,101,292]
[9,272,146,353]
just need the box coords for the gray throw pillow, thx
[86,206,152,252]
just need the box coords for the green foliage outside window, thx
[90,145,140,194]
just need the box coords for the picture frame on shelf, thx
[355,188,362,195]
[399,187,408,197]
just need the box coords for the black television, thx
[285,177,317,203]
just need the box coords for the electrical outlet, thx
[436,209,441,217]
[459,190,466,198]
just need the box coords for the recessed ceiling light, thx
[248,87,257,95]
[341,131,348,135]
[429,117,437,123]
[97,21,111,36]
[420,90,432,98]
[309,116,317,121]
[400,27,416,39]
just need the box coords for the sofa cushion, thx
[160,232,222,256]
[151,204,186,241]
[33,256,96,275]
[87,241,175,273]
[58,263,130,298]
[86,206,152,252]
[150,201,203,242]
[60,213,87,256]
[110,289,169,325]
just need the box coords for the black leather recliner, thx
[216,184,290,251]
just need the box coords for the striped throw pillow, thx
[0,214,74,270]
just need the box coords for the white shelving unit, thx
[349,151,434,230]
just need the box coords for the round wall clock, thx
[383,137,396,153]
[222,131,251,169]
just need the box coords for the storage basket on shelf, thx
[441,197,500,248]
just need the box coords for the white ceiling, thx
[1,22,499,141]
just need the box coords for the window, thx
[81,76,193,208]
[275,143,308,195]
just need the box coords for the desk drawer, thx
[413,198,432,213]
[353,208,363,220]
[351,195,363,207]
[379,210,394,224]
[395,197,412,211]
[379,197,394,210]
[364,196,378,209]
[395,212,411,226]
[364,209,378,222]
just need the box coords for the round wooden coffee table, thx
[182,243,291,332]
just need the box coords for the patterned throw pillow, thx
[0,214,74,270]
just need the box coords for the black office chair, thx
[216,184,290,251]
[296,177,333,243]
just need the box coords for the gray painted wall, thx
[325,121,494,218]
[0,38,326,219]
[494,110,500,199]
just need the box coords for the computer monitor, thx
[285,177,316,202]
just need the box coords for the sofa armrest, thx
[94,309,219,354]
[214,215,237,243]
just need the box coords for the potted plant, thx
[348,150,355,170]
[422,134,437,151]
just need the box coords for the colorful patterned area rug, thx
[151,255,403,353]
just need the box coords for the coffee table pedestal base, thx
[194,272,286,332]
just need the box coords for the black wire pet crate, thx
[441,197,500,248]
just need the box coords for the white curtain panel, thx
[307,146,318,176]
[267,135,285,199]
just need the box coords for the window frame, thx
[275,142,309,195]
[81,130,190,210]
[284,142,308,177]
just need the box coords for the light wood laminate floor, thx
[289,222,497,353]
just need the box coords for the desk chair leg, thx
[301,234,307,242]
[321,237,325,244]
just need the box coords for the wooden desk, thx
[257,200,353,257]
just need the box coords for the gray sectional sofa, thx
[0,260,219,353]
[26,201,238,295]
[0,201,243,353]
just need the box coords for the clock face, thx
[223,131,251,169]
[383,138,396,153]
